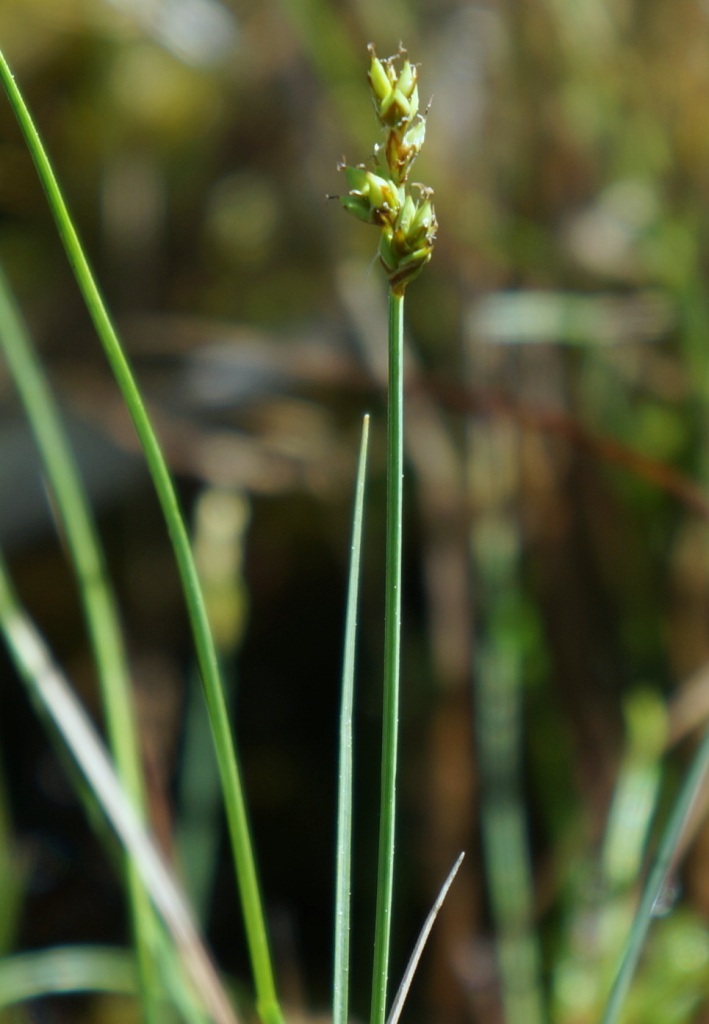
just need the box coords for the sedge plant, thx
[0,35,450,1024]
[335,43,438,1024]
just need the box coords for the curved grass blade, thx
[0,946,137,1009]
[600,724,709,1024]
[0,260,162,1020]
[0,549,237,1024]
[333,414,370,1024]
[0,943,217,1023]
[385,852,465,1024]
[0,48,282,1024]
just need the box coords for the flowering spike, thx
[335,45,436,293]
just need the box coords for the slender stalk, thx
[371,288,405,1024]
[0,48,282,1024]
[0,263,161,1021]
[333,415,370,1024]
[178,491,250,925]
[337,45,435,1024]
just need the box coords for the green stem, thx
[0,264,161,1022]
[0,48,282,1024]
[333,415,370,1024]
[371,288,405,1024]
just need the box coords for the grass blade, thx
[0,549,236,1024]
[0,259,162,1019]
[333,414,370,1024]
[0,48,282,1024]
[178,490,250,924]
[0,946,137,1009]
[0,942,215,1023]
[600,724,709,1024]
[385,852,464,1024]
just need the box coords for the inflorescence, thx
[337,45,437,294]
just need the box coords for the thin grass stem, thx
[333,414,370,1024]
[0,263,161,1020]
[371,288,405,1024]
[0,48,282,1024]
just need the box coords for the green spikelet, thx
[338,44,437,294]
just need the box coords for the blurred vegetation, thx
[3,1,709,1022]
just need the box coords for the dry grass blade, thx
[385,853,465,1024]
[0,597,239,1024]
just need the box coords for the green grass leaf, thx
[0,47,282,1024]
[333,414,370,1024]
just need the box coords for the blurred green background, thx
[3,1,709,1022]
